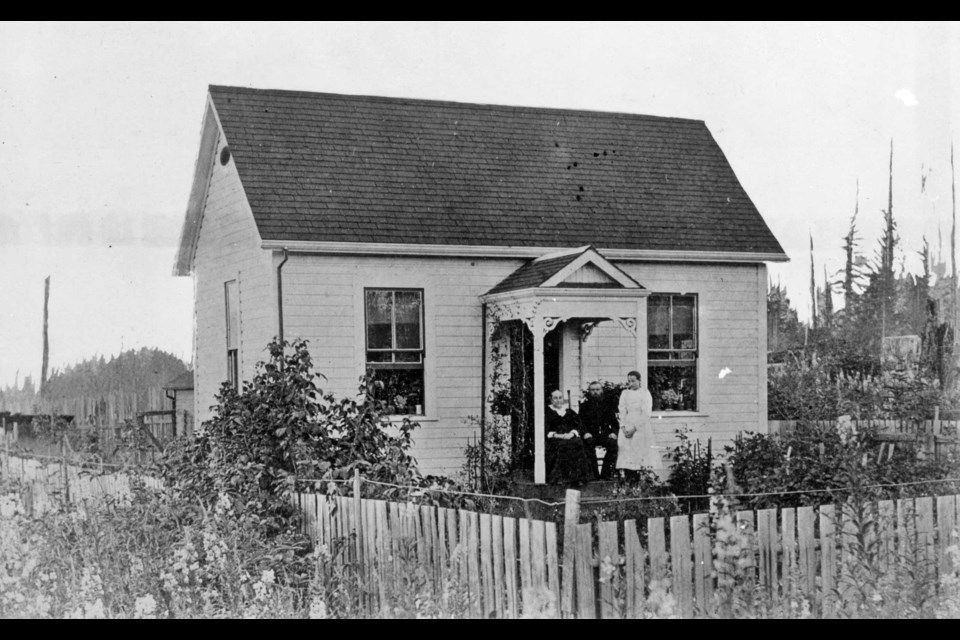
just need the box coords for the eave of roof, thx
[258,239,790,263]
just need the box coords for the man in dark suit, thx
[578,381,619,480]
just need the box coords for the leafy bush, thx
[160,338,422,525]
[720,424,960,511]
[461,413,513,494]
[666,428,715,513]
[768,352,942,422]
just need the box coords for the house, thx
[174,85,788,483]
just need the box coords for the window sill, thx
[651,411,709,418]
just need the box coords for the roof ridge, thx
[207,84,707,125]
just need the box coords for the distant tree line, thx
[0,347,189,425]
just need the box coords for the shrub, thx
[768,352,942,422]
[160,338,422,524]
[720,424,960,511]
[666,428,716,513]
[461,413,513,494]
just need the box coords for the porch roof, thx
[484,246,643,296]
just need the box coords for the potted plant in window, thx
[661,388,682,411]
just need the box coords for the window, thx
[648,294,697,411]
[365,289,424,415]
[225,280,239,389]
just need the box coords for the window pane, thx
[394,351,422,363]
[369,368,424,415]
[394,290,422,349]
[672,296,696,350]
[648,363,696,411]
[366,351,392,363]
[365,290,393,349]
[227,349,238,388]
[648,295,670,349]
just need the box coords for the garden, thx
[5,338,960,618]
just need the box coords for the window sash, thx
[648,293,698,411]
[225,280,239,350]
[647,294,697,355]
[226,349,239,388]
[364,288,424,365]
[363,290,425,416]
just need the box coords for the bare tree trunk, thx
[952,141,957,354]
[40,276,50,398]
[886,140,895,273]
[809,233,818,331]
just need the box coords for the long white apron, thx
[616,387,660,470]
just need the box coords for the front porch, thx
[480,247,650,484]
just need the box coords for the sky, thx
[1,21,958,388]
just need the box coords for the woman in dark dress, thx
[544,389,596,486]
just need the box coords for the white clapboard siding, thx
[192,128,276,425]
[273,256,766,476]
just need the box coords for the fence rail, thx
[769,417,960,436]
[769,418,960,462]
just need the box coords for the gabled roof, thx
[197,85,786,260]
[485,246,642,296]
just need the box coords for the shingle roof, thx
[163,371,194,391]
[485,246,640,295]
[208,85,785,256]
[486,252,584,295]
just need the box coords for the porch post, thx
[636,298,648,377]
[533,323,546,485]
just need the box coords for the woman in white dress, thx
[616,370,660,478]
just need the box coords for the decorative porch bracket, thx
[614,316,638,337]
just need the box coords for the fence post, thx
[2,421,8,480]
[61,435,70,504]
[561,488,581,618]
[353,468,364,604]
[23,482,34,518]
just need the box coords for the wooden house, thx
[174,85,788,482]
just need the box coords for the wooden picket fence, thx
[0,451,162,515]
[292,486,562,618]
[293,480,960,618]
